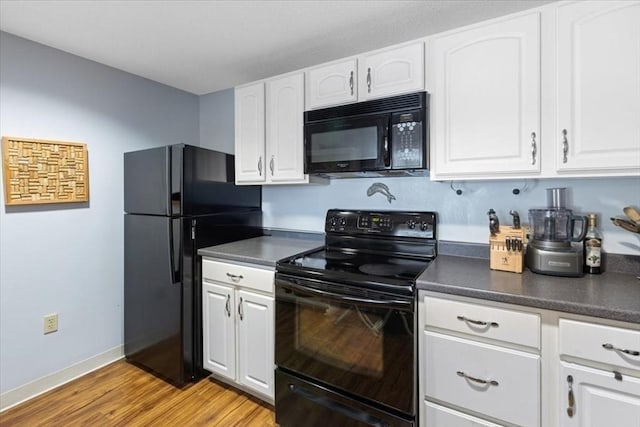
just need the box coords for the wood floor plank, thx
[0,360,276,426]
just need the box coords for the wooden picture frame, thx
[2,136,90,205]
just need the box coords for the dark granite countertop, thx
[198,234,324,268]
[417,255,640,323]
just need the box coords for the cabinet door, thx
[237,289,274,399]
[235,83,266,184]
[202,282,236,381]
[358,42,424,100]
[555,1,640,174]
[560,362,640,427]
[266,73,308,183]
[430,13,541,179]
[306,59,357,109]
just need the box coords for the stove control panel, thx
[325,209,437,239]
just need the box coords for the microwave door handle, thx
[383,125,390,167]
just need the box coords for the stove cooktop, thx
[291,248,430,281]
[276,209,438,295]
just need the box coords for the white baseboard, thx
[0,345,124,412]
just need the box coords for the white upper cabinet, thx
[554,1,640,174]
[235,83,266,184]
[235,73,312,185]
[266,73,307,183]
[430,12,541,180]
[305,59,357,110]
[358,42,425,101]
[305,42,424,110]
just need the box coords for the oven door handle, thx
[279,280,412,310]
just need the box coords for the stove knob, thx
[339,217,347,226]
[329,217,338,227]
[421,222,430,231]
[407,219,416,229]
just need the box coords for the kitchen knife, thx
[509,210,521,229]
[488,209,500,236]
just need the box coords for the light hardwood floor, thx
[0,360,276,426]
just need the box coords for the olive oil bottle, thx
[583,213,602,274]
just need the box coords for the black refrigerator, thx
[124,144,262,386]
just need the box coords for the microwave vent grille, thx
[305,91,427,122]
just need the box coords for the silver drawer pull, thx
[456,371,499,386]
[226,272,244,282]
[457,315,499,328]
[602,343,640,356]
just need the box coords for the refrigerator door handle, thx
[168,219,180,285]
[165,146,172,216]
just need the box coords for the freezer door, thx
[124,213,187,385]
[124,146,172,216]
[182,145,261,215]
[124,144,261,216]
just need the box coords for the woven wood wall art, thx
[2,136,89,205]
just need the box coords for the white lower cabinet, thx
[558,318,640,427]
[559,362,640,427]
[421,293,541,427]
[203,282,237,379]
[420,292,640,427]
[202,259,275,402]
[424,331,540,427]
[236,289,274,395]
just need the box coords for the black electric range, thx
[275,209,437,427]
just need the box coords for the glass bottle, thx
[583,213,603,274]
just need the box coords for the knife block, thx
[489,226,528,273]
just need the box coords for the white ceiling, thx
[0,0,553,95]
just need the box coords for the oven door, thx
[304,114,389,174]
[275,273,415,417]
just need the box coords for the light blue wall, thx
[262,176,640,255]
[0,32,199,394]
[199,88,235,154]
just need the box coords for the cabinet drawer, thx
[425,401,503,427]
[424,331,540,427]
[202,259,275,293]
[559,319,640,372]
[424,295,540,349]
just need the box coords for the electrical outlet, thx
[44,313,58,334]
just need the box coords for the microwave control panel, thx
[391,111,424,169]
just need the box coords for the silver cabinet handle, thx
[257,156,262,176]
[602,343,640,356]
[457,315,499,328]
[225,294,231,317]
[531,132,537,165]
[566,375,575,418]
[562,129,569,163]
[367,67,372,93]
[238,297,244,321]
[270,155,274,176]
[226,272,243,283]
[349,71,354,96]
[456,371,499,386]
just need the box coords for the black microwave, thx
[304,91,429,176]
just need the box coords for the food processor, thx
[526,188,587,277]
